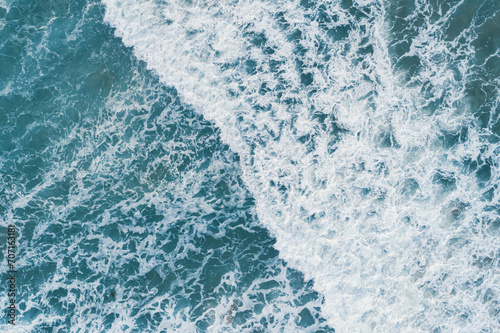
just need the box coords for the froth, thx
[103,0,500,331]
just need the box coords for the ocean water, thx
[0,0,499,332]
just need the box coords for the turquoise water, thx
[1,0,499,331]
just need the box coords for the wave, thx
[102,0,500,331]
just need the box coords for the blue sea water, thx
[0,0,499,332]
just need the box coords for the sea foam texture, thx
[102,0,500,331]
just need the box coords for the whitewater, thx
[101,0,500,331]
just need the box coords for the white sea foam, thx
[102,0,500,331]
